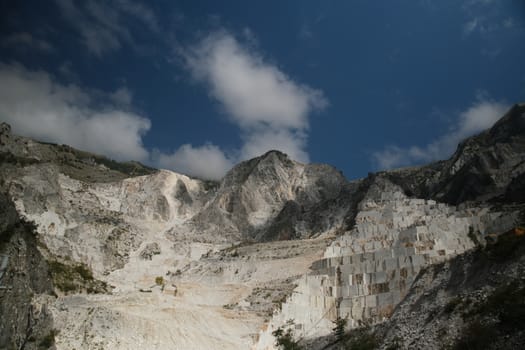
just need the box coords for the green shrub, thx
[48,260,108,294]
[332,316,348,342]
[73,264,94,280]
[272,320,302,350]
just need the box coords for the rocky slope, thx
[0,193,56,350]
[0,122,353,349]
[374,224,525,350]
[0,103,524,349]
[385,103,525,204]
[255,177,520,349]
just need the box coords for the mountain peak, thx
[221,150,296,186]
[488,103,525,141]
[259,149,290,160]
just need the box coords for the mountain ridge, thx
[0,103,524,349]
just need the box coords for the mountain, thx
[385,103,525,204]
[0,103,524,350]
[189,150,359,242]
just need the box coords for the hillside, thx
[0,103,524,349]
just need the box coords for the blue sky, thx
[0,0,524,180]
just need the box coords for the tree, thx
[332,315,348,343]
[272,319,303,350]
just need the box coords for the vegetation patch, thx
[272,319,302,350]
[48,260,109,294]
[342,325,379,350]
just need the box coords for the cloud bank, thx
[0,63,150,161]
[372,99,508,169]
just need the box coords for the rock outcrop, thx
[188,150,358,242]
[385,103,525,204]
[0,193,56,350]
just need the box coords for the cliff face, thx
[0,104,524,349]
[385,103,525,205]
[0,193,56,350]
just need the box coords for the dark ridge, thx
[0,123,158,183]
[0,192,56,349]
[383,103,525,205]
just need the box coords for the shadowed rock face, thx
[0,193,56,350]
[373,227,525,350]
[384,103,525,205]
[0,122,157,184]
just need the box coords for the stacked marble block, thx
[255,183,520,350]
[271,190,515,340]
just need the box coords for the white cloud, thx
[182,30,327,164]
[54,0,159,56]
[0,63,150,161]
[156,144,234,180]
[372,99,508,169]
[185,31,326,130]
[1,32,54,52]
